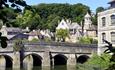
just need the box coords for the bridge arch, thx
[77,55,89,64]
[0,55,13,69]
[54,54,68,65]
[23,53,42,67]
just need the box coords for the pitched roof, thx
[84,12,91,18]
[68,22,82,29]
[9,33,29,40]
[1,26,22,32]
[86,25,97,30]
[56,19,69,29]
[6,28,21,32]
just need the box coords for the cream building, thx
[56,19,82,43]
[98,0,115,54]
[83,12,97,38]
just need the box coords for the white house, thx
[56,12,97,43]
[0,25,22,39]
[84,12,92,30]
[98,0,115,54]
[56,19,82,42]
[83,12,97,37]
[56,19,69,30]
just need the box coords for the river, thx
[6,65,101,70]
[5,65,77,70]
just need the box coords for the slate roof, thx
[5,27,22,32]
[68,22,82,29]
[9,33,29,40]
[108,0,115,4]
[86,25,97,31]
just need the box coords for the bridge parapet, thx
[0,45,13,52]
[0,42,97,54]
[24,42,97,54]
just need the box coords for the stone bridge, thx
[0,42,97,70]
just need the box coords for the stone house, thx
[0,25,29,40]
[56,12,97,43]
[83,12,97,38]
[56,19,82,43]
[98,0,115,54]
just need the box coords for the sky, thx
[26,0,110,12]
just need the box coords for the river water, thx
[6,65,101,70]
[6,65,77,70]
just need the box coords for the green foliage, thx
[91,15,97,25]
[85,53,111,70]
[1,3,91,31]
[76,64,101,70]
[1,3,93,31]
[32,3,90,30]
[106,63,115,70]
[96,7,105,13]
[47,14,61,32]
[13,39,24,52]
[0,0,32,25]
[30,38,40,42]
[79,37,91,44]
[44,37,52,42]
[90,6,105,25]
[0,0,30,12]
[56,29,69,42]
[0,7,17,25]
[15,10,41,30]
[79,37,97,44]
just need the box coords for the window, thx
[102,33,106,43]
[111,15,115,25]
[111,32,115,43]
[62,23,64,25]
[102,17,106,26]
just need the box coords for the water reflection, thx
[53,65,67,70]
[32,65,76,70]
[5,65,76,70]
[6,68,12,70]
[32,66,42,70]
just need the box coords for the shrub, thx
[79,37,98,44]
[30,38,40,42]
[85,53,111,70]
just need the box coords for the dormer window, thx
[62,23,64,25]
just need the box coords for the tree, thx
[56,29,69,42]
[33,3,90,30]
[0,7,17,26]
[96,7,105,13]
[0,0,32,22]
[0,0,30,12]
[47,14,61,32]
[71,3,90,23]
[16,10,41,30]
[91,15,97,25]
